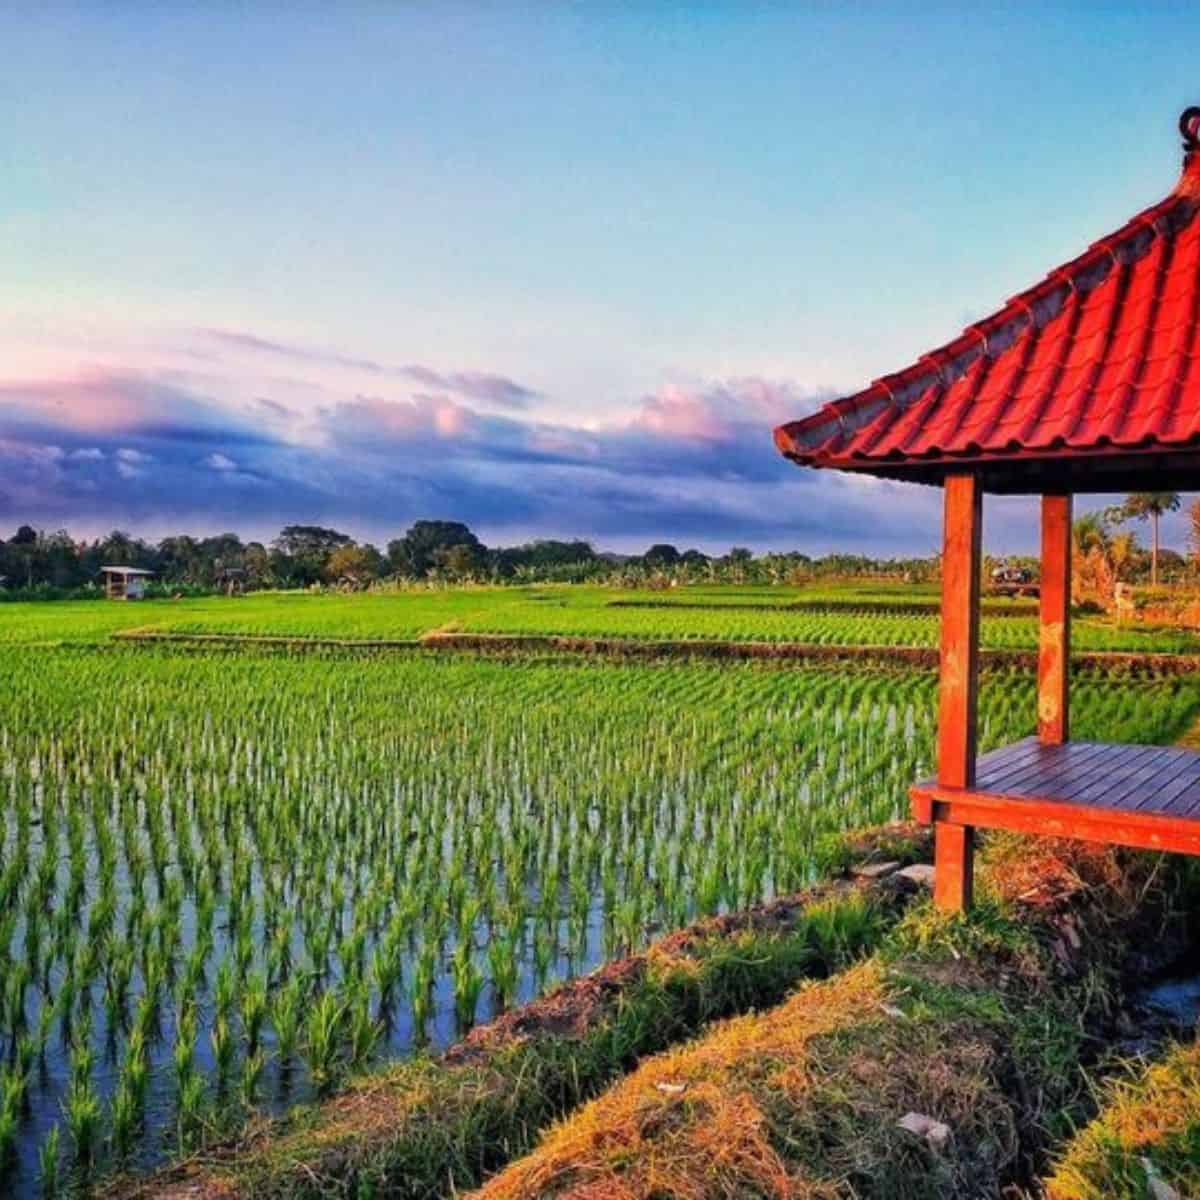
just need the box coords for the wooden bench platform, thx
[911,738,1200,857]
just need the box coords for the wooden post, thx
[935,473,982,911]
[1038,493,1072,745]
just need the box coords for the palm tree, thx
[1107,493,1181,586]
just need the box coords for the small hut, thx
[774,109,1200,911]
[101,566,154,600]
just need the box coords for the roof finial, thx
[1180,107,1200,169]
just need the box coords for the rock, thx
[654,1082,687,1096]
[853,860,901,880]
[897,864,936,887]
[898,1111,951,1149]
[1141,1157,1180,1200]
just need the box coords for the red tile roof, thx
[774,112,1200,490]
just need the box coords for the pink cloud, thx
[326,394,478,442]
[624,379,808,443]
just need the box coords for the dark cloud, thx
[202,329,541,409]
[0,367,954,551]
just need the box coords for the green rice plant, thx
[270,977,303,1064]
[486,926,521,1011]
[410,940,438,1039]
[173,1004,198,1092]
[346,986,381,1070]
[0,1082,18,1167]
[37,1123,61,1199]
[109,1079,139,1162]
[302,991,345,1096]
[240,970,268,1055]
[210,1016,235,1092]
[213,959,236,1023]
[369,933,404,1011]
[62,1077,101,1168]
[451,940,485,1029]
[239,1048,266,1111]
[176,1070,207,1152]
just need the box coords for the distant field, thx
[3,584,1198,653]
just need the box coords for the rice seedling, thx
[270,978,303,1065]
[238,1049,266,1111]
[0,1078,19,1167]
[346,987,381,1070]
[239,971,268,1056]
[37,1124,60,1199]
[302,992,345,1096]
[62,1078,101,1169]
[210,1018,235,1093]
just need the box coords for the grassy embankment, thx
[473,837,1200,1200]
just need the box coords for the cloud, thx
[203,329,540,409]
[0,363,952,552]
[0,371,277,449]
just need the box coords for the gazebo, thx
[101,565,154,600]
[774,109,1200,911]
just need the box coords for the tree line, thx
[0,520,938,599]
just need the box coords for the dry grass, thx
[473,963,885,1200]
[1045,1040,1200,1200]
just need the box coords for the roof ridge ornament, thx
[1180,106,1200,169]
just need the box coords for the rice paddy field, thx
[3,585,1200,1195]
[4,583,1200,652]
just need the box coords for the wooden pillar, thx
[1038,493,1072,745]
[935,473,982,911]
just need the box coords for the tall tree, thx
[1107,493,1181,585]
[272,525,352,584]
[387,521,484,577]
[643,544,680,567]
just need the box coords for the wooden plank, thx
[925,792,1200,858]
[916,738,1039,795]
[1038,493,1072,744]
[1094,744,1200,811]
[1038,744,1159,803]
[1074,745,1179,808]
[1161,762,1200,817]
[985,741,1117,798]
[973,739,1052,788]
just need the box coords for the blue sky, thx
[3,3,1198,554]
